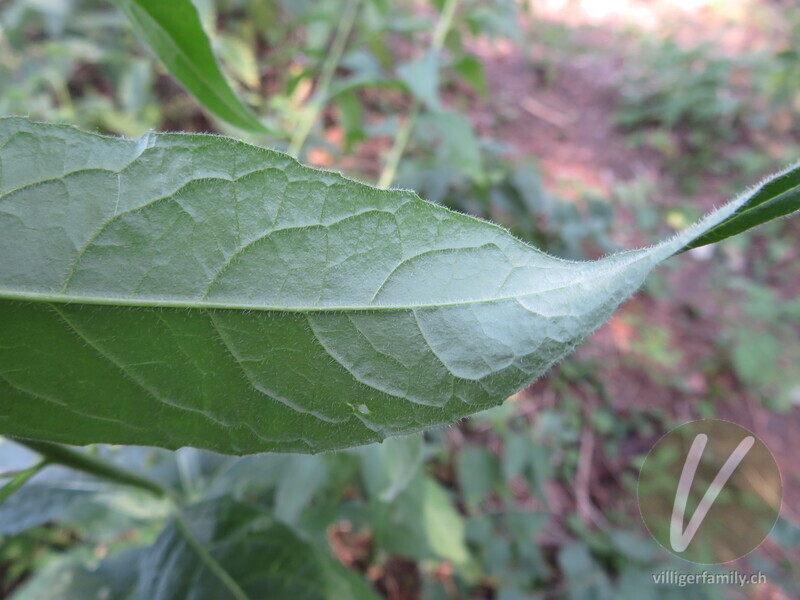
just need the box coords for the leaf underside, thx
[0,118,797,454]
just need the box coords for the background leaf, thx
[138,498,380,600]
[0,484,92,536]
[360,433,424,503]
[112,0,269,134]
[10,547,145,600]
[397,50,441,111]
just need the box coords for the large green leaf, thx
[0,484,93,535]
[138,498,380,600]
[10,547,144,600]
[0,118,797,454]
[112,0,269,134]
[10,498,380,600]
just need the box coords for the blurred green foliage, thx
[616,38,748,178]
[1,0,800,598]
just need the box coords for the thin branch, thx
[574,426,608,528]
[377,0,460,189]
[288,0,362,157]
[9,437,173,499]
[377,99,421,189]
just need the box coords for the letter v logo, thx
[669,433,754,553]
[638,419,781,563]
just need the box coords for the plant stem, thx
[9,437,172,499]
[377,0,460,189]
[174,511,252,600]
[431,0,460,50]
[377,99,420,189]
[288,0,361,157]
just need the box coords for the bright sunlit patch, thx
[532,0,754,28]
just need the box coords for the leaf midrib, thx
[0,250,650,313]
[0,284,579,312]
